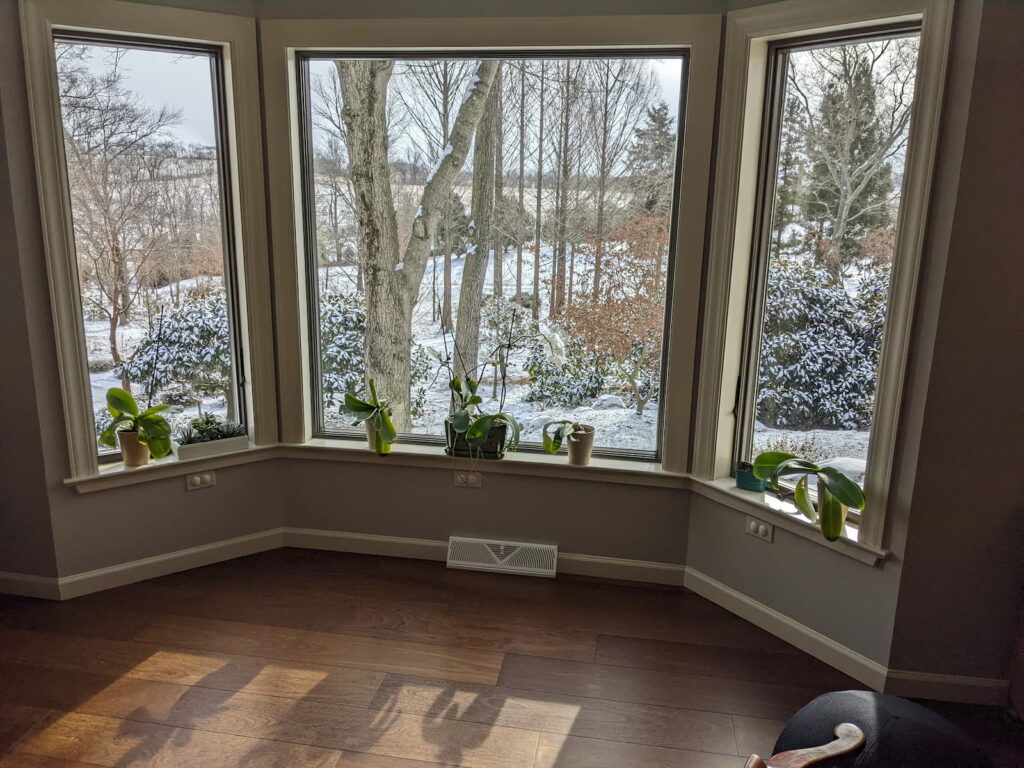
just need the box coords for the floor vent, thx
[446,536,557,578]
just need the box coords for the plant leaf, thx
[793,476,818,523]
[140,403,172,417]
[376,408,397,444]
[137,413,171,440]
[752,451,796,480]
[451,408,470,433]
[98,415,131,448]
[106,388,138,417]
[542,421,563,454]
[344,392,374,414]
[466,414,494,445]
[817,467,866,510]
[146,436,172,459]
[818,489,845,542]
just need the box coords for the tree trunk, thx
[492,66,504,299]
[455,63,502,382]
[532,62,546,321]
[515,63,526,303]
[337,59,498,429]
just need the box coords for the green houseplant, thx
[344,379,397,456]
[98,387,173,467]
[542,420,596,466]
[753,451,866,541]
[734,460,767,492]
[172,413,248,461]
[446,376,520,459]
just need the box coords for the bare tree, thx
[531,61,546,321]
[335,59,499,429]
[455,62,502,381]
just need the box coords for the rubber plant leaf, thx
[793,476,818,523]
[106,387,139,418]
[817,467,866,510]
[752,451,796,480]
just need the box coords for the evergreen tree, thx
[769,96,808,259]
[627,102,676,216]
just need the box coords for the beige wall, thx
[1,0,1021,692]
[887,0,1024,680]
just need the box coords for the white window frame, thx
[20,0,278,479]
[693,0,954,549]
[259,14,722,473]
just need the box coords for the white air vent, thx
[447,536,557,578]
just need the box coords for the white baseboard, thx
[56,529,285,600]
[282,528,447,561]
[0,571,62,600]
[885,669,1009,706]
[282,528,686,585]
[558,551,686,585]
[684,565,889,691]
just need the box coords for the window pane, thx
[748,34,921,486]
[54,39,243,452]
[303,56,685,455]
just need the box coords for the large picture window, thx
[298,53,686,457]
[53,34,246,454]
[738,28,921,489]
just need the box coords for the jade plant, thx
[98,387,173,458]
[753,451,866,542]
[344,379,397,456]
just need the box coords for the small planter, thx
[171,435,250,462]
[365,421,392,456]
[445,419,508,460]
[118,431,151,468]
[735,466,767,492]
[567,424,595,466]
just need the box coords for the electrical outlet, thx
[745,516,773,542]
[453,471,482,488]
[186,471,216,491]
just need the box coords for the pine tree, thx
[627,102,676,216]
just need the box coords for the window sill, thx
[64,446,277,494]
[688,477,887,566]
[279,438,689,489]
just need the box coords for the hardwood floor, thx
[0,549,1007,767]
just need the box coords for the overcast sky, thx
[76,43,684,152]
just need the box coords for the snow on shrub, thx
[756,256,889,430]
[319,292,430,420]
[117,288,232,409]
[525,327,605,408]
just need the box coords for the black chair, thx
[745,690,993,768]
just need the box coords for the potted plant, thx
[734,460,766,492]
[753,451,866,542]
[171,414,248,461]
[542,420,596,466]
[98,387,173,468]
[344,379,397,456]
[445,376,520,460]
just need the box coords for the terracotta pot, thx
[118,430,150,467]
[365,419,392,456]
[567,424,595,466]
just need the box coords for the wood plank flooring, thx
[0,547,977,767]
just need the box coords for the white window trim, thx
[20,0,278,479]
[692,0,954,549]
[258,13,723,473]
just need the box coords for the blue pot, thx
[735,467,766,492]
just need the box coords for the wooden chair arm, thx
[745,723,865,768]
